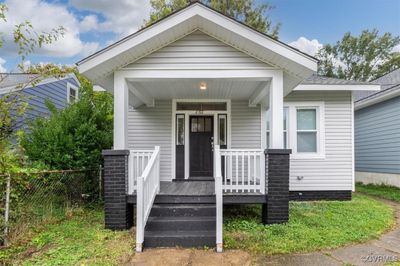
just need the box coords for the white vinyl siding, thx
[124,30,271,70]
[285,91,353,191]
[231,101,261,149]
[127,100,172,181]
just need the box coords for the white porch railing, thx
[128,150,154,194]
[134,146,160,252]
[219,148,265,193]
[214,145,265,252]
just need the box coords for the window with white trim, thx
[67,83,79,103]
[266,102,325,158]
[296,108,317,153]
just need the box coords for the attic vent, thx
[176,102,227,111]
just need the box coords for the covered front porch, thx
[107,58,299,252]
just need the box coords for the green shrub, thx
[21,77,113,170]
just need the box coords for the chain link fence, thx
[0,167,103,247]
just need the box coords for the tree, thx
[0,3,67,175]
[147,0,280,38]
[0,4,68,140]
[21,75,113,170]
[317,29,400,81]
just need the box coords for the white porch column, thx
[113,72,129,149]
[269,71,284,149]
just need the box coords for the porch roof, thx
[76,2,318,94]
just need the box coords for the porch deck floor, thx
[127,181,266,204]
[159,181,263,196]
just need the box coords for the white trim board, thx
[172,99,231,179]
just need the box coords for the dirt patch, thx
[127,248,252,266]
[15,243,55,261]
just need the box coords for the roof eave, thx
[77,3,317,79]
[355,86,400,110]
[294,84,381,91]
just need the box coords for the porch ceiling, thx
[128,79,269,107]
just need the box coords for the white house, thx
[77,3,379,252]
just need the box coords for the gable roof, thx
[374,68,400,86]
[0,73,40,89]
[78,2,317,66]
[0,73,79,95]
[354,68,400,110]
[77,2,318,91]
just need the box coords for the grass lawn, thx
[356,182,400,203]
[224,194,394,255]
[0,208,134,266]
[0,194,395,264]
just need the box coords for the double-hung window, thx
[67,83,79,103]
[266,102,325,158]
[296,108,317,153]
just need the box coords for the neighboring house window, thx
[67,83,79,103]
[266,102,325,158]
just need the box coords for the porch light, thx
[200,81,207,90]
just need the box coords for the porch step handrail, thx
[128,150,154,194]
[136,146,160,252]
[214,145,223,252]
[219,148,265,194]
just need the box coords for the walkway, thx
[129,197,400,266]
[259,197,400,266]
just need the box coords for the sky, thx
[0,0,399,72]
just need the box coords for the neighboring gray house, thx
[354,69,400,187]
[0,73,80,131]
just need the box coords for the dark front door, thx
[190,116,214,177]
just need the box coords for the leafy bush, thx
[21,76,113,170]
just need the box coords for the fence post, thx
[3,174,11,247]
[99,164,102,200]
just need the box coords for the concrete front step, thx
[149,204,216,217]
[144,230,216,248]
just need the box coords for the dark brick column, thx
[102,149,133,230]
[262,149,291,224]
